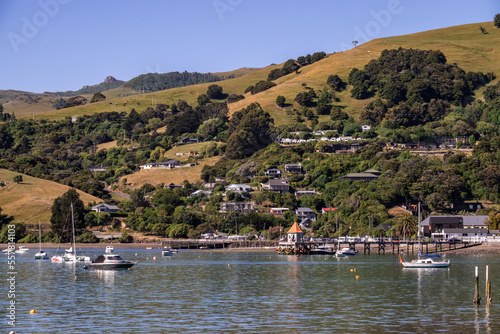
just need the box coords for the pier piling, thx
[473,266,481,305]
[486,265,492,305]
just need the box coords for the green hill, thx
[27,21,500,125]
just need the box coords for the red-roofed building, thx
[321,207,337,214]
[287,222,304,244]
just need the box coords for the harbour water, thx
[2,248,499,333]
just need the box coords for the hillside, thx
[0,169,101,227]
[28,21,500,125]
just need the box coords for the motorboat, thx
[335,250,346,258]
[84,253,136,270]
[339,247,358,256]
[309,244,334,255]
[105,246,114,254]
[15,246,30,254]
[162,249,174,256]
[51,255,64,262]
[34,250,49,260]
[401,257,450,268]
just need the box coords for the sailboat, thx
[401,203,450,268]
[335,214,346,258]
[51,203,78,263]
[34,221,49,260]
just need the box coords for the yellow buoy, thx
[350,268,354,272]
[228,264,230,267]
[75,275,77,280]
[356,275,360,280]
[29,309,37,314]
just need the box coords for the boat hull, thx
[86,262,136,270]
[402,260,450,268]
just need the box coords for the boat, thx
[51,203,78,263]
[105,246,114,254]
[339,247,358,256]
[335,215,347,258]
[401,203,450,269]
[15,246,30,254]
[309,244,334,255]
[35,220,49,260]
[84,252,136,270]
[162,249,175,256]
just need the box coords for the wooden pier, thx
[163,239,278,250]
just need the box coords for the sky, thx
[1,0,499,93]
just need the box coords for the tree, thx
[206,84,224,99]
[226,103,274,159]
[50,188,86,242]
[90,92,106,103]
[494,14,500,28]
[197,93,210,106]
[276,95,286,107]
[327,74,346,91]
[13,175,23,184]
[0,207,14,230]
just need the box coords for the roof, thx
[296,207,315,213]
[342,172,379,178]
[420,215,489,227]
[287,222,303,234]
[322,207,337,212]
[269,179,288,186]
[364,169,380,174]
[92,203,119,210]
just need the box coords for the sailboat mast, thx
[417,202,421,255]
[71,203,76,254]
[39,220,42,251]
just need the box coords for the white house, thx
[92,203,120,213]
[139,159,180,170]
[225,184,253,194]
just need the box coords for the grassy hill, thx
[0,169,101,228]
[28,21,500,125]
[119,156,220,190]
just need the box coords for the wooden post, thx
[473,266,481,305]
[486,265,492,305]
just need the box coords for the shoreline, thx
[3,242,500,254]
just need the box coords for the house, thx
[261,179,289,193]
[264,168,282,178]
[295,207,316,221]
[443,228,488,241]
[215,177,226,182]
[286,222,304,244]
[139,159,180,170]
[447,202,483,212]
[88,166,107,172]
[177,137,200,145]
[220,202,255,213]
[295,190,317,197]
[225,184,253,194]
[204,182,217,190]
[361,125,371,132]
[419,215,489,238]
[299,218,313,230]
[270,208,289,216]
[321,207,337,214]
[92,203,120,213]
[189,190,212,198]
[340,169,380,182]
[284,163,302,174]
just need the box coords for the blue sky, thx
[1,0,498,93]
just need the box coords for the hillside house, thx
[225,184,253,194]
[321,207,337,214]
[177,138,200,145]
[284,163,302,174]
[295,190,317,197]
[271,208,289,216]
[264,168,282,178]
[189,190,212,198]
[261,179,289,193]
[139,159,180,170]
[220,202,255,213]
[92,203,120,213]
[295,207,316,221]
[340,169,380,182]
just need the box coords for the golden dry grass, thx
[120,156,220,190]
[0,169,101,228]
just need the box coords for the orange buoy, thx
[29,309,37,314]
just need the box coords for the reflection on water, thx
[1,250,499,333]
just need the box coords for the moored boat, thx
[15,246,30,254]
[84,253,136,270]
[401,257,450,268]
